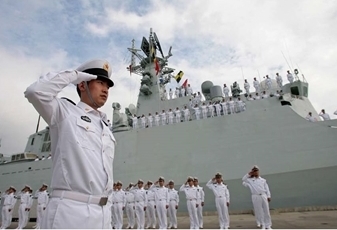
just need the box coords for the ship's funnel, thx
[210,85,223,101]
[201,81,214,100]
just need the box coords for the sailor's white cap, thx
[9,186,16,191]
[147,180,153,184]
[42,183,48,187]
[187,176,194,181]
[193,177,199,181]
[158,176,165,181]
[24,184,31,189]
[168,180,174,184]
[137,179,144,184]
[215,172,222,178]
[252,165,259,170]
[116,180,122,185]
[76,59,114,87]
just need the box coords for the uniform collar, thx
[77,101,107,120]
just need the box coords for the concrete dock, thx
[6,210,337,229]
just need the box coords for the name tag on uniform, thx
[81,116,91,123]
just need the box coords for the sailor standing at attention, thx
[253,78,260,93]
[129,179,147,230]
[161,110,167,126]
[194,104,201,120]
[167,180,179,229]
[125,184,135,229]
[17,185,30,229]
[175,107,181,123]
[242,166,272,229]
[244,79,250,94]
[23,189,34,229]
[286,70,294,83]
[193,177,205,229]
[183,106,190,122]
[112,181,126,229]
[180,177,200,229]
[149,177,169,229]
[168,109,174,125]
[201,102,208,119]
[147,113,153,128]
[145,181,157,229]
[206,173,230,229]
[132,114,138,129]
[169,88,173,100]
[0,186,17,229]
[223,84,230,98]
[140,115,146,128]
[275,73,282,88]
[25,59,116,229]
[34,184,49,229]
[154,112,160,126]
[208,102,215,117]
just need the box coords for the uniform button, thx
[86,126,89,130]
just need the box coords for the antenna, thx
[281,51,293,74]
[296,63,307,83]
[35,115,41,133]
[240,67,245,82]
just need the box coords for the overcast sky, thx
[0,0,336,155]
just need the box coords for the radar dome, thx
[128,104,136,115]
[201,81,214,94]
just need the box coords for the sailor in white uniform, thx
[34,184,49,229]
[161,110,167,126]
[265,75,272,91]
[248,94,254,101]
[154,112,160,126]
[181,87,186,97]
[201,103,208,119]
[180,177,200,229]
[275,73,282,88]
[167,180,179,229]
[147,113,153,128]
[112,181,126,229]
[183,106,190,122]
[208,102,215,117]
[0,186,17,229]
[242,166,272,229]
[237,98,245,112]
[149,177,169,229]
[129,180,147,229]
[125,184,135,229]
[287,70,294,83]
[319,109,331,121]
[253,78,260,93]
[220,99,228,116]
[262,91,269,99]
[174,107,181,123]
[306,112,316,122]
[110,183,117,229]
[228,98,235,114]
[140,115,146,129]
[174,88,179,99]
[206,173,230,229]
[194,105,201,120]
[145,181,157,229]
[167,109,174,125]
[25,59,116,229]
[193,177,205,229]
[215,102,221,117]
[17,185,30,229]
[187,84,193,96]
[23,189,34,229]
[244,79,250,94]
[169,88,173,100]
[223,84,230,98]
[254,93,260,100]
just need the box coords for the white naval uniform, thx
[23,193,33,228]
[0,193,16,229]
[112,190,126,229]
[140,117,146,128]
[169,90,173,100]
[194,107,200,120]
[167,188,179,229]
[145,190,157,229]
[206,180,230,229]
[125,191,135,229]
[25,70,115,229]
[175,110,181,123]
[244,82,250,94]
[179,184,200,229]
[130,187,147,229]
[154,114,160,126]
[208,104,215,117]
[287,73,294,83]
[220,102,227,115]
[319,112,330,121]
[147,115,153,127]
[35,190,49,229]
[174,89,179,98]
[161,112,167,126]
[17,192,30,229]
[265,78,272,91]
[149,185,169,229]
[187,87,193,96]
[181,88,186,97]
[276,75,282,88]
[132,116,138,129]
[168,111,174,124]
[215,104,221,116]
[196,186,205,228]
[201,105,207,119]
[183,109,190,122]
[306,115,316,122]
[237,100,245,112]
[253,80,260,93]
[223,86,230,97]
[242,174,272,229]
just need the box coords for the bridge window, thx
[290,86,299,96]
[31,138,35,146]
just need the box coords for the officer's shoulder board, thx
[61,97,76,105]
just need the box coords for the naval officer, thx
[206,173,230,229]
[145,181,157,229]
[149,177,169,229]
[180,177,200,229]
[25,59,116,229]
[193,177,205,229]
[129,179,147,229]
[34,184,49,229]
[0,186,17,229]
[167,180,179,229]
[242,166,272,229]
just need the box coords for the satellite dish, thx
[128,104,137,115]
[154,32,164,58]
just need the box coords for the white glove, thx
[71,70,97,85]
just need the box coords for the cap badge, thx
[103,63,109,71]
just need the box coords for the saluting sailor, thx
[149,177,169,229]
[147,113,153,128]
[132,114,138,129]
[125,184,135,229]
[17,185,31,229]
[129,179,147,229]
[193,177,205,229]
[23,188,34,229]
[183,106,190,122]
[0,186,17,229]
[25,59,116,229]
[206,173,230,229]
[145,181,157,229]
[154,112,160,126]
[167,180,179,229]
[242,166,272,229]
[180,177,200,229]
[34,184,49,229]
[112,181,126,230]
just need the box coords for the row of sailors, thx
[223,71,295,97]
[132,98,246,129]
[0,184,49,229]
[111,167,271,230]
[164,84,194,100]
[306,109,336,122]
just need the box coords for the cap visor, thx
[97,75,114,87]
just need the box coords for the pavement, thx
[6,210,337,229]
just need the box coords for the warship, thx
[1,28,337,221]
